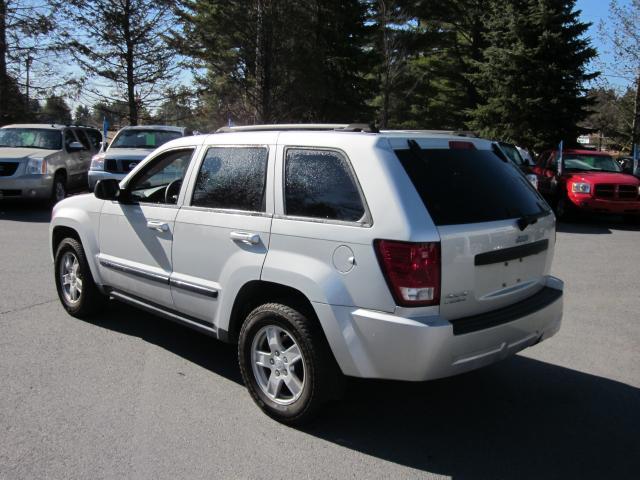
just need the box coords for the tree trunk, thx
[254,0,271,124]
[632,74,640,149]
[123,0,138,126]
[0,0,8,124]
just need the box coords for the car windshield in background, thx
[564,155,622,173]
[0,128,62,150]
[110,130,182,149]
[395,147,549,226]
[500,143,525,166]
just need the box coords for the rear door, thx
[169,142,274,326]
[394,141,555,320]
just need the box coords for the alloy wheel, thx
[251,325,306,405]
[59,252,83,304]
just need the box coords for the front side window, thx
[64,130,78,151]
[73,129,91,150]
[84,129,102,150]
[127,149,194,204]
[192,147,268,211]
[110,129,182,149]
[0,128,63,150]
[284,148,365,222]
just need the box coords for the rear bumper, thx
[314,276,563,381]
[569,195,640,215]
[0,174,54,199]
[88,171,126,191]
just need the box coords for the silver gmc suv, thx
[0,124,102,203]
[49,124,563,424]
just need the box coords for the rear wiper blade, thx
[517,211,548,231]
[407,139,428,165]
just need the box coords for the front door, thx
[170,144,274,327]
[63,129,89,187]
[98,148,195,308]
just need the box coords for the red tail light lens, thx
[375,240,441,307]
[449,140,476,150]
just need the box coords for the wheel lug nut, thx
[275,370,280,376]
[269,359,274,365]
[283,369,287,375]
[275,351,280,356]
[284,357,288,363]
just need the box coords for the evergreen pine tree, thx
[469,0,597,150]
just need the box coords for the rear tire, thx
[238,303,343,425]
[54,238,105,317]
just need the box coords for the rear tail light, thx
[375,240,441,307]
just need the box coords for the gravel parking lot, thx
[1,201,639,480]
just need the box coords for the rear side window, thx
[285,148,365,222]
[192,147,268,212]
[395,147,549,226]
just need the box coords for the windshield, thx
[0,128,62,150]
[110,129,182,149]
[499,143,526,166]
[564,154,621,173]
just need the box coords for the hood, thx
[566,171,640,185]
[0,147,57,161]
[104,148,153,161]
[52,193,104,216]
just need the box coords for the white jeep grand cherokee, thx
[49,124,563,424]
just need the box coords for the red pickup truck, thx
[532,148,640,221]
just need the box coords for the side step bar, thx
[109,290,218,338]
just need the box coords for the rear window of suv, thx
[395,147,549,226]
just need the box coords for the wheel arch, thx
[50,215,104,287]
[224,280,319,344]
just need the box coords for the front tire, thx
[554,195,575,221]
[54,238,105,317]
[238,303,342,425]
[50,173,67,205]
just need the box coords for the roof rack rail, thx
[381,129,477,137]
[215,123,380,134]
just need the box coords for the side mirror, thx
[68,141,84,152]
[94,178,121,200]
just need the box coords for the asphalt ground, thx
[1,201,639,479]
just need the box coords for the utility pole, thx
[0,0,8,123]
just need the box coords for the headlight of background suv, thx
[26,157,46,175]
[571,182,591,194]
[90,153,106,171]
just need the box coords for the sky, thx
[17,0,635,110]
[576,0,633,89]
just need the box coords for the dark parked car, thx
[497,141,538,189]
[617,156,639,179]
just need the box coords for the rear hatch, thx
[393,138,555,320]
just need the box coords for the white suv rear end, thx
[50,125,563,424]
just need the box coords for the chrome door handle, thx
[147,221,169,232]
[230,231,260,245]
